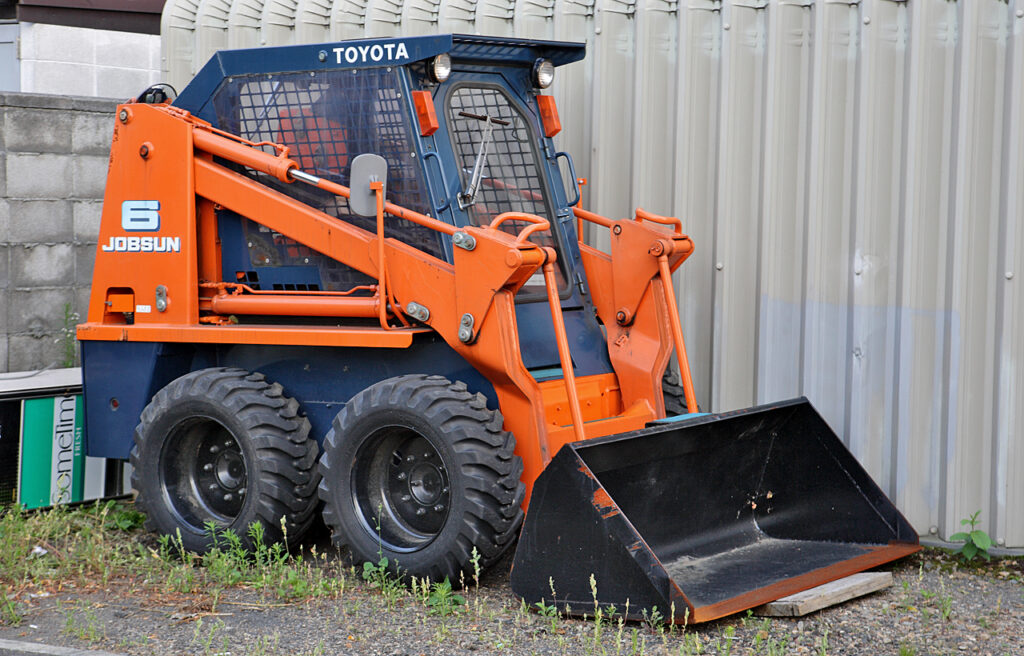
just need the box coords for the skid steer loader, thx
[77,34,919,623]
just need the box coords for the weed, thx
[898,644,917,656]
[1,592,21,625]
[425,578,465,616]
[817,626,829,656]
[950,510,993,562]
[62,605,103,644]
[362,556,404,609]
[641,605,664,632]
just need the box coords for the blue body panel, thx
[82,336,496,460]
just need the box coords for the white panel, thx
[847,0,907,480]
[630,0,676,218]
[227,0,266,48]
[673,0,720,410]
[475,0,517,35]
[262,0,299,45]
[400,0,442,33]
[195,0,232,70]
[514,0,555,39]
[438,0,477,32]
[757,0,812,404]
[161,0,200,93]
[711,0,766,412]
[588,0,636,255]
[551,0,595,223]
[83,457,107,502]
[364,0,402,35]
[895,0,957,540]
[802,1,858,434]
[330,0,369,38]
[998,0,1024,550]
[296,0,333,42]
[944,0,1009,541]
[0,23,19,92]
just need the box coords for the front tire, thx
[130,368,319,552]
[318,375,524,584]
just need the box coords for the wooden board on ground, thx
[753,572,893,617]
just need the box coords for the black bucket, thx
[510,398,919,623]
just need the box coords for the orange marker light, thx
[536,95,561,137]
[412,90,439,136]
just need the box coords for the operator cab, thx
[173,34,608,375]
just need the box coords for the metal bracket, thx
[452,231,477,251]
[458,313,475,343]
[155,285,168,312]
[406,302,430,322]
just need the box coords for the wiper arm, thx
[457,112,509,209]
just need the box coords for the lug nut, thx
[223,494,233,502]
[433,504,445,512]
[225,440,233,448]
[208,484,218,491]
[238,488,246,496]
[406,455,416,462]
[416,508,426,516]
[401,494,412,502]
[397,472,407,481]
[203,463,213,471]
[210,445,220,454]
[423,452,432,458]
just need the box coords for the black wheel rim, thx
[160,417,247,532]
[352,427,451,552]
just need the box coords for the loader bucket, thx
[510,398,919,623]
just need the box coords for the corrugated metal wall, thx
[161,0,1024,548]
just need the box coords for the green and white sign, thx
[19,395,85,509]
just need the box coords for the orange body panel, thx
[79,103,701,506]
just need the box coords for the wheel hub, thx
[354,430,451,550]
[408,463,443,505]
[215,450,245,490]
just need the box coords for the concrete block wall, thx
[19,23,161,100]
[0,92,117,373]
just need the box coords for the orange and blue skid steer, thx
[77,34,919,623]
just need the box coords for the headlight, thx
[429,53,452,83]
[532,59,554,89]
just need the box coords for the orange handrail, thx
[541,251,585,441]
[656,254,698,413]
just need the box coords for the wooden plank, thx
[753,572,892,617]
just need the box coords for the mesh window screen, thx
[447,86,565,290]
[211,68,442,290]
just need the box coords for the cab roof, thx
[174,34,585,117]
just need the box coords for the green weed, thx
[950,510,993,562]
[425,578,465,616]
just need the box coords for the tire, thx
[130,367,319,552]
[318,374,525,584]
[662,367,692,416]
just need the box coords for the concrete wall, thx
[0,92,116,373]
[19,23,161,99]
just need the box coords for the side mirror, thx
[349,154,388,218]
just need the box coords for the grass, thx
[1,502,1021,655]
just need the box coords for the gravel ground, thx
[1,546,1021,656]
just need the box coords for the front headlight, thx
[532,59,555,89]
[429,53,452,83]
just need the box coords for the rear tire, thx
[130,368,319,552]
[318,374,524,584]
[662,368,691,416]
